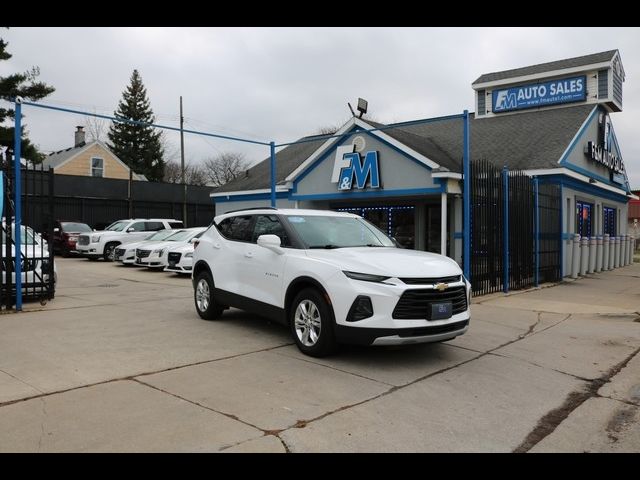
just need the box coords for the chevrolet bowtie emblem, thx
[435,282,448,291]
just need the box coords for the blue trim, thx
[453,232,463,239]
[213,192,289,203]
[292,125,438,193]
[289,186,444,202]
[463,110,471,281]
[558,106,599,165]
[540,175,628,203]
[534,177,539,287]
[563,162,615,186]
[270,141,276,207]
[559,183,564,277]
[14,101,22,310]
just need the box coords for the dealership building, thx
[211,50,634,278]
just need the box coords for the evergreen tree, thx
[107,70,165,181]
[0,33,55,164]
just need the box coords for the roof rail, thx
[223,207,278,214]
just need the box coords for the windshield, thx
[164,230,194,242]
[145,230,174,241]
[61,222,92,232]
[286,215,395,249]
[105,221,129,232]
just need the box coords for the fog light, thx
[347,296,374,322]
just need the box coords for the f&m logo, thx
[494,90,517,110]
[330,145,380,191]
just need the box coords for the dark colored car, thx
[52,221,93,257]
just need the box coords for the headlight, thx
[343,271,391,283]
[91,235,101,242]
[185,252,193,258]
[153,248,164,254]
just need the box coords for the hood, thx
[120,240,150,250]
[167,243,194,254]
[305,247,462,278]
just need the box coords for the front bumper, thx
[164,254,192,274]
[327,272,471,346]
[76,242,102,257]
[135,252,166,268]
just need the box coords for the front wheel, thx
[290,288,337,357]
[194,271,223,320]
[103,243,118,262]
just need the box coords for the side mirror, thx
[189,237,198,244]
[126,227,135,233]
[257,234,284,255]
[53,228,60,233]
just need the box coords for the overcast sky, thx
[1,27,639,187]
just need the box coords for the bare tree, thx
[85,110,108,142]
[202,152,249,187]
[163,159,208,186]
[316,125,339,135]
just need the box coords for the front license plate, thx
[430,302,452,320]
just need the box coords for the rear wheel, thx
[290,288,337,357]
[194,271,223,320]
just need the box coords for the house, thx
[41,127,147,181]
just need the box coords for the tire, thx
[103,243,118,262]
[290,288,337,357]
[194,270,223,320]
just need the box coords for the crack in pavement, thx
[0,342,294,409]
[0,368,44,395]
[513,345,640,453]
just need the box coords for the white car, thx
[192,208,471,357]
[164,237,202,275]
[135,228,206,269]
[1,224,57,298]
[115,230,179,264]
[76,218,183,261]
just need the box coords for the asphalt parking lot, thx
[1,257,639,452]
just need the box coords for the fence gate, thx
[470,159,504,295]
[470,160,561,296]
[1,161,55,309]
[538,183,561,283]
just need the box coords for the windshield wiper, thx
[309,244,341,249]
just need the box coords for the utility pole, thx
[180,96,187,227]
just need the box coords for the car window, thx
[145,221,164,231]
[61,222,92,232]
[169,222,183,229]
[129,222,147,232]
[105,221,129,232]
[252,215,290,247]
[218,215,254,242]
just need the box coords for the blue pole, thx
[534,177,540,287]
[462,110,471,281]
[13,101,23,310]
[270,141,276,208]
[503,166,509,293]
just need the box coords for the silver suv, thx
[76,218,183,261]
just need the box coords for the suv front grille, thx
[399,275,461,285]
[136,249,151,258]
[392,286,467,319]
[78,235,90,246]
[167,252,182,263]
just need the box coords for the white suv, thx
[76,219,183,261]
[192,208,471,357]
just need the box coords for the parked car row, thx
[53,217,203,275]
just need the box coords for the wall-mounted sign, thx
[585,113,625,175]
[331,145,380,191]
[492,75,586,113]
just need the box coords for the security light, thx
[357,98,368,118]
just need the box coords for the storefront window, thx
[603,206,617,236]
[336,206,415,249]
[576,201,593,238]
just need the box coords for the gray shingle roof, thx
[212,104,595,193]
[41,144,87,169]
[212,135,327,193]
[473,50,617,85]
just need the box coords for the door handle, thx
[245,251,254,258]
